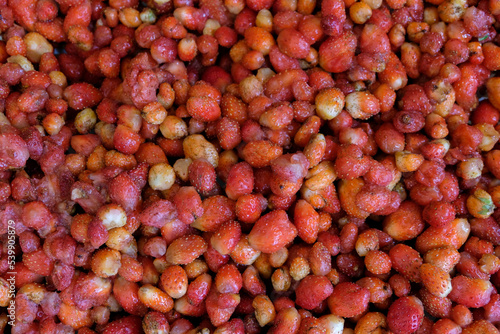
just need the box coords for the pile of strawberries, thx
[1,0,500,332]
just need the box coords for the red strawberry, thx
[109,172,141,212]
[248,210,298,253]
[187,273,212,305]
[139,199,177,228]
[165,234,208,265]
[206,287,240,327]
[199,0,230,26]
[58,302,93,329]
[448,275,494,308]
[295,275,334,310]
[102,315,143,334]
[245,0,273,11]
[294,199,320,244]
[211,221,242,255]
[192,195,235,232]
[387,296,425,334]
[87,217,108,249]
[419,263,452,298]
[113,124,141,155]
[113,276,148,316]
[23,249,54,276]
[63,83,102,110]
[12,262,43,289]
[143,312,170,334]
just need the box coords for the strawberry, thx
[211,221,242,255]
[187,273,212,305]
[327,282,370,318]
[63,83,102,110]
[245,0,273,11]
[419,263,452,298]
[463,320,500,334]
[174,295,207,317]
[13,262,44,289]
[199,0,230,26]
[73,272,112,310]
[294,199,320,244]
[214,318,245,334]
[192,195,235,232]
[295,275,333,310]
[240,140,283,168]
[186,96,221,122]
[138,284,174,313]
[165,234,208,265]
[389,244,423,283]
[206,287,240,327]
[173,186,204,226]
[387,296,424,334]
[113,276,148,316]
[102,315,143,334]
[159,265,188,299]
[139,199,177,228]
[418,287,452,319]
[143,312,170,334]
[225,162,254,200]
[23,249,54,276]
[448,275,494,308]
[109,172,141,212]
[242,265,266,296]
[248,210,298,253]
[87,217,108,249]
[58,302,93,329]
[201,66,233,94]
[22,201,51,230]
[215,264,242,294]
[113,124,141,155]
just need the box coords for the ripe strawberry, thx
[448,275,494,308]
[186,96,221,122]
[187,273,212,305]
[191,195,236,232]
[327,282,370,318]
[139,199,177,228]
[206,287,240,327]
[418,287,452,319]
[211,221,242,255]
[23,249,54,276]
[248,210,298,253]
[199,0,230,26]
[201,66,232,94]
[142,312,170,334]
[419,263,452,298]
[58,302,93,329]
[109,172,141,212]
[63,83,102,110]
[294,199,320,244]
[295,275,333,310]
[165,234,208,265]
[389,244,423,283]
[159,265,188,299]
[102,315,143,334]
[246,0,273,11]
[387,296,424,334]
[113,276,148,316]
